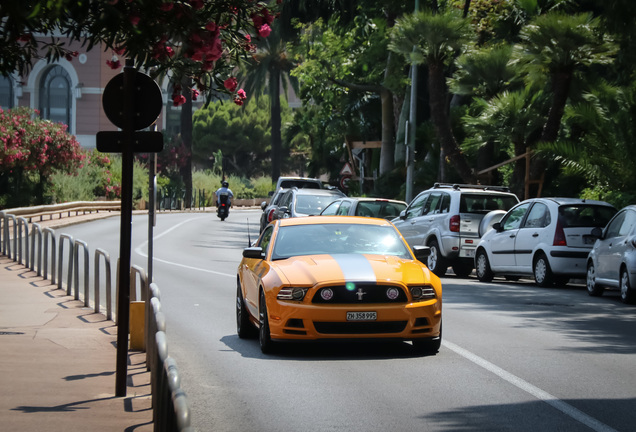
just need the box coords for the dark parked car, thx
[271,188,346,222]
[320,197,407,220]
[260,188,288,232]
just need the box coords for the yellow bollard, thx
[129,301,145,350]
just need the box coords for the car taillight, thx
[553,220,567,246]
[267,208,276,222]
[449,215,460,233]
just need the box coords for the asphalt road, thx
[57,210,636,432]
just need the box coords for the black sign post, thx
[97,60,163,397]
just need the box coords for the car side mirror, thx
[492,222,502,232]
[261,201,268,210]
[243,247,265,259]
[268,191,274,197]
[412,246,431,262]
[591,226,603,239]
[399,210,407,220]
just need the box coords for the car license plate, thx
[583,236,596,245]
[347,311,377,321]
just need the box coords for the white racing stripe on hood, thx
[330,254,376,282]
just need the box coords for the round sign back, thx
[102,72,163,130]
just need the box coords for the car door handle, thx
[509,234,516,238]
[532,233,539,237]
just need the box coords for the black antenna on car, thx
[247,218,252,246]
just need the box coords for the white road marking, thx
[443,340,618,432]
[134,216,235,278]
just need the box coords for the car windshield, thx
[460,193,518,213]
[558,205,616,228]
[272,224,412,260]
[355,201,407,219]
[294,195,339,215]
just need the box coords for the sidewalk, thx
[0,254,153,431]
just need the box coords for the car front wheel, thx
[237,281,256,338]
[534,253,554,287]
[427,240,447,277]
[475,249,494,282]
[259,290,276,354]
[620,269,634,304]
[586,262,604,296]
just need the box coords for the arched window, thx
[39,66,71,128]
[0,75,13,109]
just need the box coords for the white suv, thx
[393,184,519,277]
[475,198,617,286]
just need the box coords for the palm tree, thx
[389,9,475,183]
[539,80,636,205]
[512,12,617,183]
[241,21,299,183]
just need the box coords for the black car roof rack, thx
[432,183,511,193]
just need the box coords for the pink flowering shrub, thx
[0,106,86,207]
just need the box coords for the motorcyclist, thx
[215,181,234,207]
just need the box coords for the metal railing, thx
[0,208,191,431]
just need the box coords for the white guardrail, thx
[0,202,192,432]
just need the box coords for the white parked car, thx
[586,205,636,303]
[475,198,616,286]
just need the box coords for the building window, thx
[39,66,71,129]
[0,75,14,109]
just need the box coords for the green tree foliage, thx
[192,96,292,177]
[1,0,279,100]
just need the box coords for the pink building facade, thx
[0,37,178,149]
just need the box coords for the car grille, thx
[313,321,408,334]
[311,284,408,304]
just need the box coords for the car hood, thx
[271,254,432,286]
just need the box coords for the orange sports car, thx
[236,216,442,354]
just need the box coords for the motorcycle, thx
[217,193,230,221]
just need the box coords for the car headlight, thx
[410,285,437,301]
[277,287,308,301]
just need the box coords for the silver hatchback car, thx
[586,205,636,304]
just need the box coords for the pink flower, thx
[190,0,204,10]
[106,57,121,69]
[191,89,200,100]
[205,22,217,32]
[258,24,272,38]
[233,97,244,106]
[237,88,246,99]
[160,2,174,11]
[173,95,186,107]
[223,77,238,92]
[165,46,175,58]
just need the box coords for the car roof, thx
[342,197,407,204]
[520,197,615,207]
[277,215,392,227]
[292,188,345,196]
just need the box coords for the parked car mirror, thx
[243,247,265,259]
[261,201,267,210]
[591,226,603,239]
[399,210,407,220]
[412,246,431,262]
[492,222,502,232]
[268,191,274,197]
